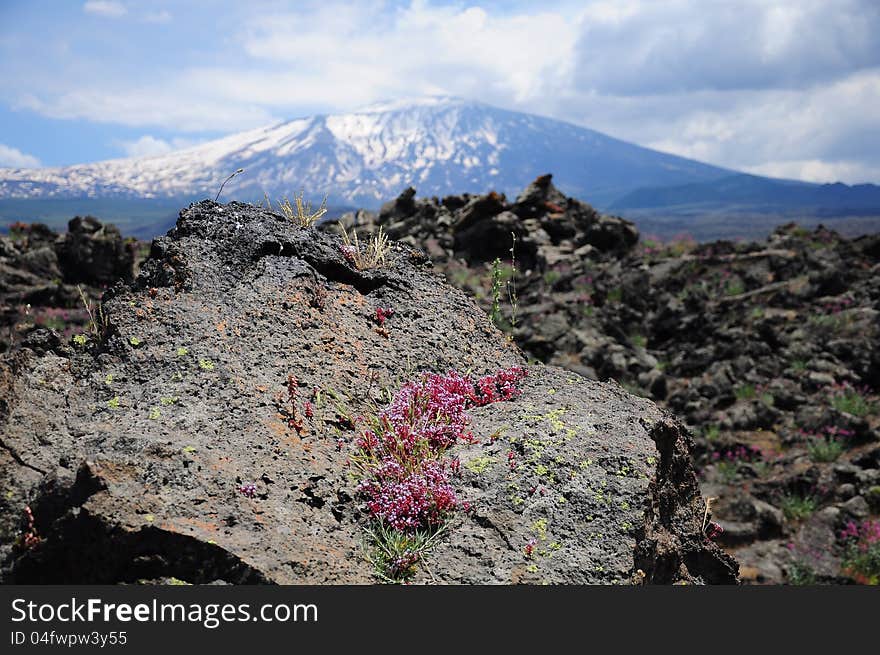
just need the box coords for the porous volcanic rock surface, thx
[0,201,736,584]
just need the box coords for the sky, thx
[1,0,879,184]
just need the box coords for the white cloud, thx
[624,69,880,183]
[142,10,172,24]
[118,135,172,158]
[118,135,203,158]
[0,143,40,168]
[571,0,880,95]
[744,159,880,184]
[17,89,278,133]
[83,1,127,18]
[239,2,579,104]
[8,1,880,183]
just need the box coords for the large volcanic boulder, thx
[0,201,735,584]
[55,215,135,286]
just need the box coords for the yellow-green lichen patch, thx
[464,455,495,474]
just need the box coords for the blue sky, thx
[2,0,879,183]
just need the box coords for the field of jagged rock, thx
[0,201,736,585]
[2,174,878,584]
[328,174,880,584]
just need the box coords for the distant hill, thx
[611,174,880,213]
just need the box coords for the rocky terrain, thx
[0,217,141,353]
[0,201,735,585]
[327,174,880,584]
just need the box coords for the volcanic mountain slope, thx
[0,96,730,209]
[0,200,736,584]
[333,176,880,584]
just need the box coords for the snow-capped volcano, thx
[0,96,730,207]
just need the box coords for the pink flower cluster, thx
[823,296,854,314]
[20,506,40,550]
[705,521,724,540]
[356,366,527,531]
[840,519,880,550]
[360,459,458,530]
[800,425,855,440]
[375,307,394,327]
[830,381,871,397]
[710,445,762,462]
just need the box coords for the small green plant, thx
[807,438,844,463]
[750,306,765,319]
[129,336,143,347]
[507,232,519,328]
[725,279,745,296]
[278,191,328,227]
[543,270,561,286]
[790,359,808,372]
[148,407,161,420]
[77,285,108,339]
[72,334,88,346]
[160,396,179,405]
[630,334,647,349]
[176,347,189,356]
[715,460,739,483]
[107,396,121,409]
[340,225,391,270]
[703,424,721,441]
[199,359,215,371]
[606,287,623,303]
[735,384,757,401]
[787,560,818,585]
[830,385,874,417]
[363,521,447,584]
[489,258,503,327]
[780,493,818,521]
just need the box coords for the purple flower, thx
[238,482,257,498]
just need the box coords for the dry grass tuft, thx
[276,191,328,227]
[340,225,391,270]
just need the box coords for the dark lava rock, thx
[0,217,141,354]
[56,216,136,286]
[0,200,734,585]
[330,175,641,272]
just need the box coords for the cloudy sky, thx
[1,0,879,183]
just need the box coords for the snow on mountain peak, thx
[0,97,728,208]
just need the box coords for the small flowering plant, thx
[352,366,527,581]
[238,482,258,498]
[708,444,763,482]
[801,425,853,462]
[375,307,394,327]
[354,367,527,531]
[840,519,880,585]
[829,382,875,418]
[16,505,40,551]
